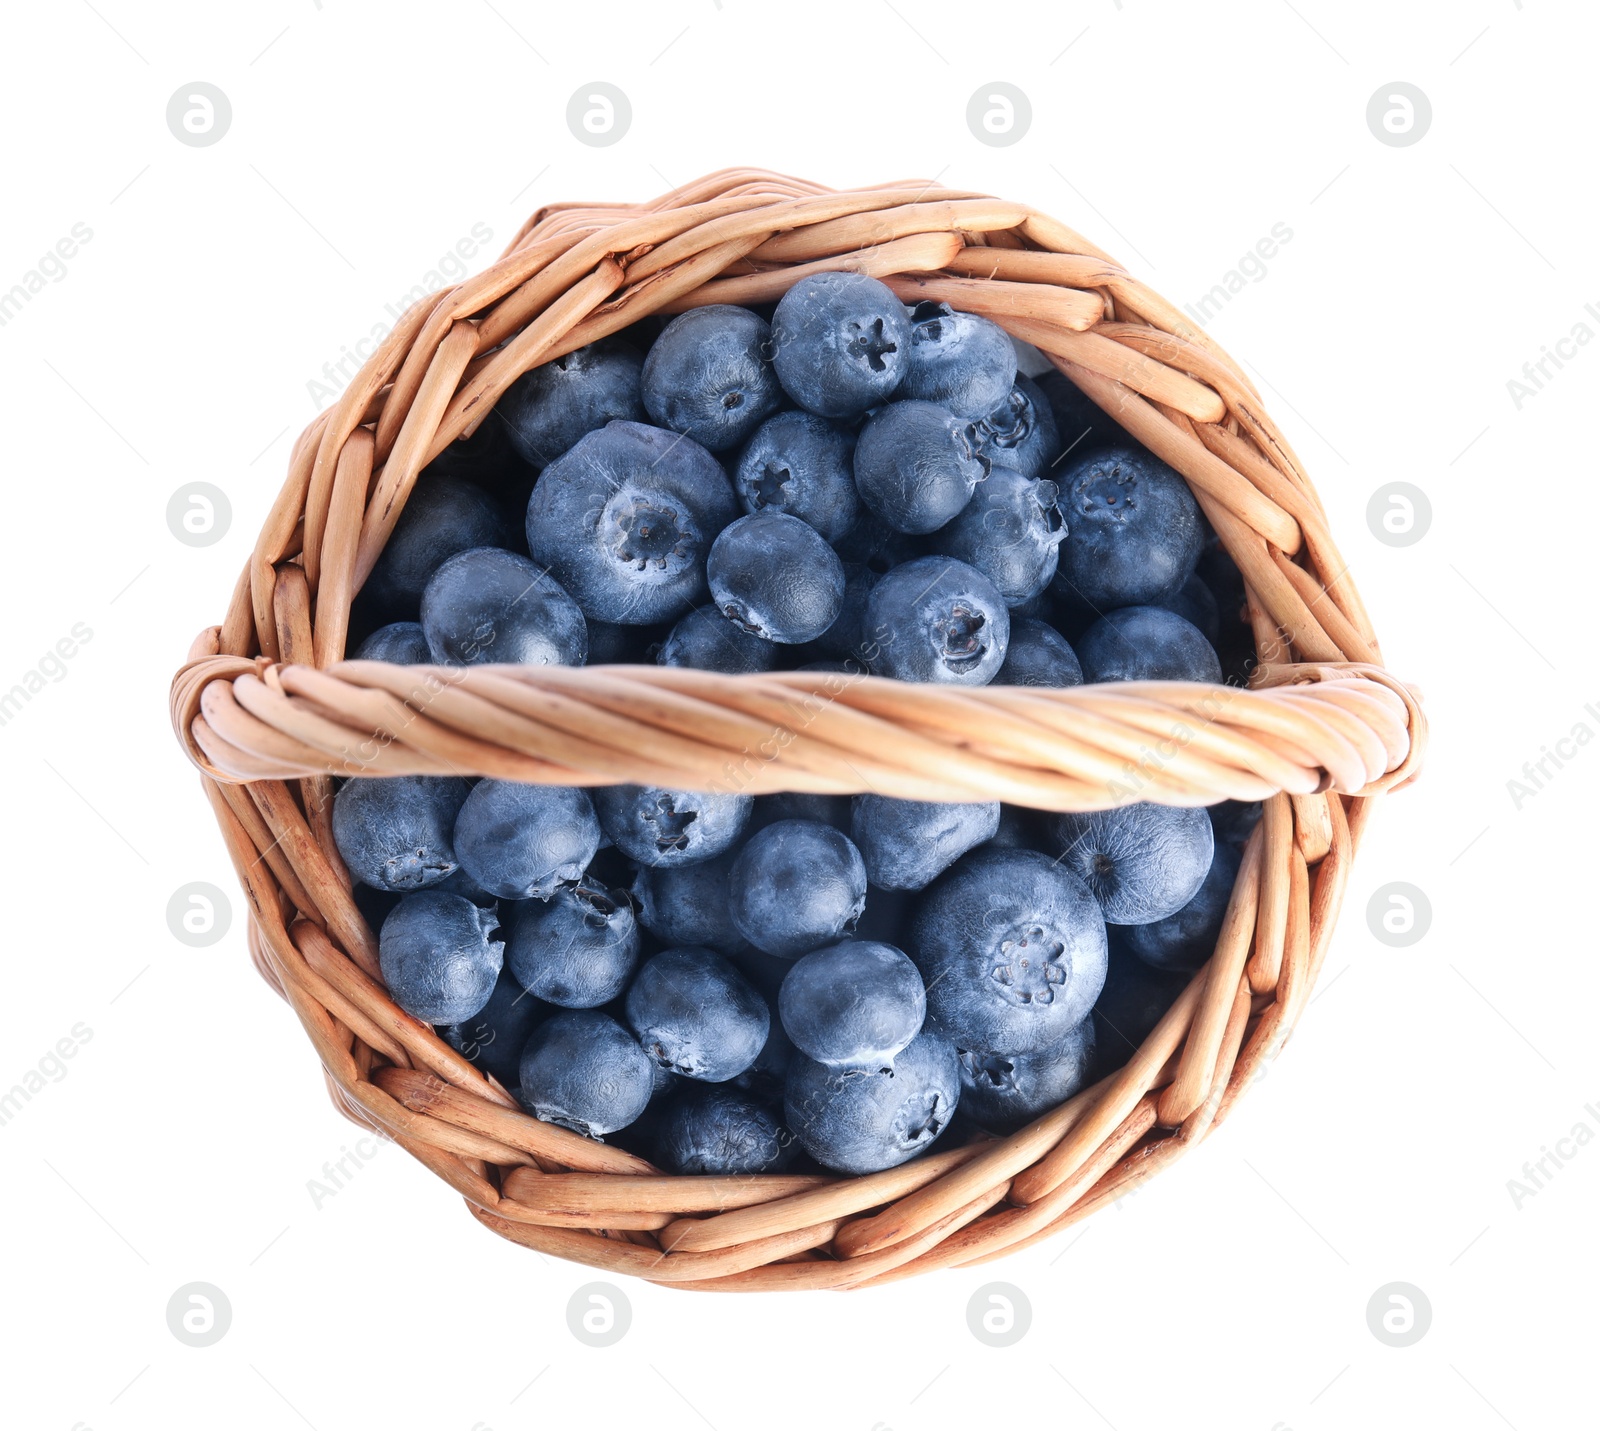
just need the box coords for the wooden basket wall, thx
[168,169,1425,1290]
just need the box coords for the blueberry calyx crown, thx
[845,317,897,372]
[895,1090,950,1149]
[604,491,696,575]
[750,462,792,510]
[640,794,698,855]
[988,923,1069,1006]
[935,602,992,675]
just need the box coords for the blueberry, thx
[655,1084,795,1174]
[506,878,641,1006]
[1034,368,1115,461]
[525,420,738,624]
[439,967,546,1088]
[430,865,499,907]
[750,792,853,832]
[1210,799,1263,848]
[728,820,868,958]
[518,1009,654,1137]
[784,1028,959,1174]
[957,1017,1096,1134]
[865,556,1010,686]
[496,340,646,468]
[975,375,1062,481]
[378,890,504,1024]
[629,848,743,953]
[799,562,879,664]
[1076,606,1222,684]
[896,301,1017,419]
[593,785,753,869]
[771,272,913,417]
[707,512,846,644]
[362,475,511,619]
[1056,445,1203,608]
[734,1008,798,1102]
[656,604,779,674]
[778,940,925,1068]
[929,465,1065,606]
[832,511,919,573]
[641,305,784,452]
[420,547,588,667]
[1158,572,1221,646]
[911,847,1107,1054]
[995,617,1083,687]
[1093,942,1187,1072]
[453,780,601,900]
[1123,837,1240,971]
[1048,803,1214,925]
[850,796,1000,891]
[853,401,988,535]
[987,804,1047,850]
[587,618,668,665]
[332,775,470,892]
[625,947,770,1082]
[733,409,861,542]
[354,621,431,664]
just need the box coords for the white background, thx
[0,1,1594,1427]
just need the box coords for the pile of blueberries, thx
[334,271,1262,1177]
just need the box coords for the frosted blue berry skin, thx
[642,305,784,452]
[333,775,471,892]
[995,617,1083,687]
[378,890,504,1024]
[853,400,988,535]
[778,940,926,1068]
[363,475,510,619]
[496,340,646,468]
[453,780,601,900]
[929,465,1065,606]
[771,272,913,418]
[895,301,1018,419]
[629,848,744,954]
[625,947,770,1082]
[850,796,1000,892]
[706,512,846,644]
[910,847,1108,1055]
[654,1085,795,1175]
[1056,445,1204,609]
[525,420,738,624]
[518,1010,655,1137]
[354,622,432,665]
[864,556,1010,686]
[1048,803,1214,926]
[657,605,778,674]
[1075,606,1221,685]
[1122,837,1241,971]
[505,879,640,1007]
[439,968,547,1088]
[957,1017,1096,1134]
[728,820,868,959]
[975,375,1061,480]
[733,409,861,542]
[592,785,753,869]
[420,547,588,668]
[784,1028,960,1174]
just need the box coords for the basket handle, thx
[170,647,1424,812]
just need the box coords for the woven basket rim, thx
[169,167,1426,1289]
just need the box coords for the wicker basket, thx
[168,168,1426,1290]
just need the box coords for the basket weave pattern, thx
[169,169,1425,1289]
